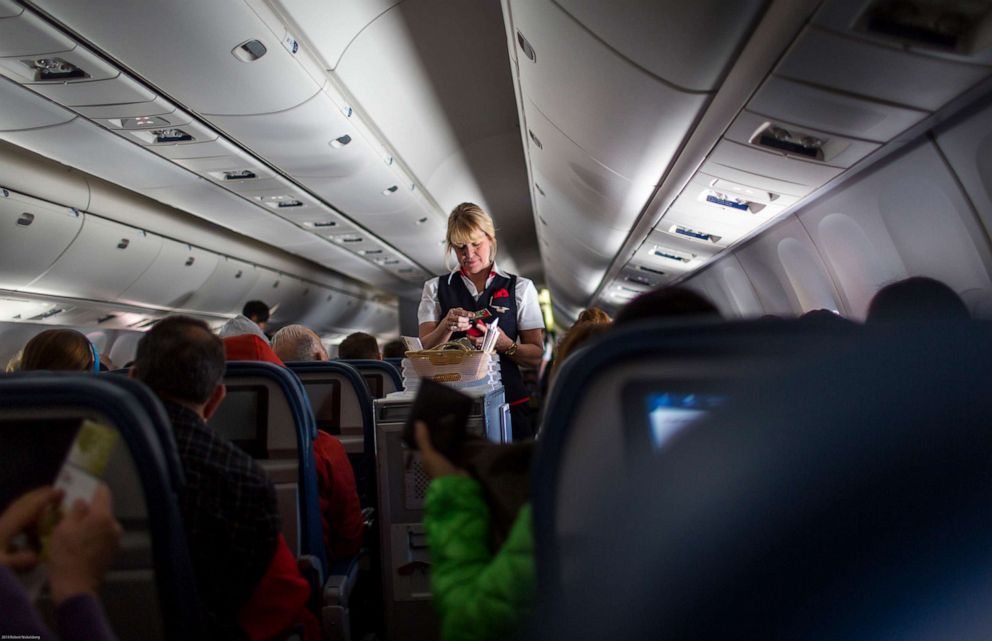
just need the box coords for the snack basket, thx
[403,344,498,383]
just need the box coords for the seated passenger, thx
[223,332,363,562]
[19,328,98,371]
[337,332,380,360]
[0,484,121,641]
[242,300,271,333]
[131,316,312,641]
[866,276,970,323]
[414,421,535,641]
[381,338,406,359]
[614,286,721,326]
[575,307,611,324]
[218,314,271,344]
[270,325,329,363]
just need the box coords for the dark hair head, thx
[800,309,854,325]
[338,332,379,360]
[241,300,270,324]
[132,315,225,405]
[382,338,406,359]
[21,329,94,371]
[615,286,721,327]
[866,277,970,324]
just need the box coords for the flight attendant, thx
[419,203,545,439]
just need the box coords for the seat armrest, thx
[323,554,362,606]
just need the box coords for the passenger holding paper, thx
[0,484,121,641]
[418,203,545,439]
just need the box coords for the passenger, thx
[337,332,380,360]
[223,332,363,563]
[218,313,270,344]
[131,316,313,641]
[800,308,853,325]
[418,202,546,439]
[866,276,970,323]
[271,324,329,362]
[550,320,613,381]
[381,338,406,359]
[242,300,271,333]
[575,307,611,324]
[0,484,121,641]
[20,328,98,371]
[614,286,721,326]
[414,421,534,641]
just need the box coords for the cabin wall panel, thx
[800,141,992,319]
[734,217,843,316]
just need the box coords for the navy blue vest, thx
[436,271,528,404]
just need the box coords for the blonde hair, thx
[445,202,497,271]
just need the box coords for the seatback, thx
[340,359,402,398]
[539,322,992,641]
[384,357,404,373]
[208,361,325,573]
[285,361,375,506]
[536,318,861,595]
[0,372,205,641]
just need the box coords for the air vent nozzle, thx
[154,128,194,144]
[753,124,824,161]
[857,0,992,54]
[276,200,304,208]
[223,169,257,181]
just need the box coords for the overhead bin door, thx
[181,257,260,315]
[118,238,219,309]
[27,214,161,300]
[0,191,83,290]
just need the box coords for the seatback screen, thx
[0,418,80,511]
[209,385,268,458]
[306,380,341,434]
[645,392,724,450]
[363,374,383,399]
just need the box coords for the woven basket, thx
[404,348,495,382]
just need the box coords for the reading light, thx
[121,116,170,130]
[222,169,257,180]
[24,57,88,81]
[153,128,194,143]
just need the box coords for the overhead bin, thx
[26,213,162,300]
[32,0,323,116]
[207,89,371,179]
[775,28,991,112]
[181,257,260,315]
[524,106,655,252]
[748,76,928,143]
[531,180,626,260]
[0,76,75,131]
[724,111,880,169]
[0,190,83,290]
[554,0,766,92]
[508,0,709,184]
[118,238,219,309]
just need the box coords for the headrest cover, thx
[223,335,285,366]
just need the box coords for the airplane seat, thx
[383,357,403,373]
[209,361,326,577]
[338,359,402,399]
[0,372,205,641]
[535,321,992,641]
[284,361,376,508]
[534,318,862,600]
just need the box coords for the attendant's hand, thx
[0,486,61,571]
[49,484,122,604]
[442,308,472,334]
[414,421,468,479]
